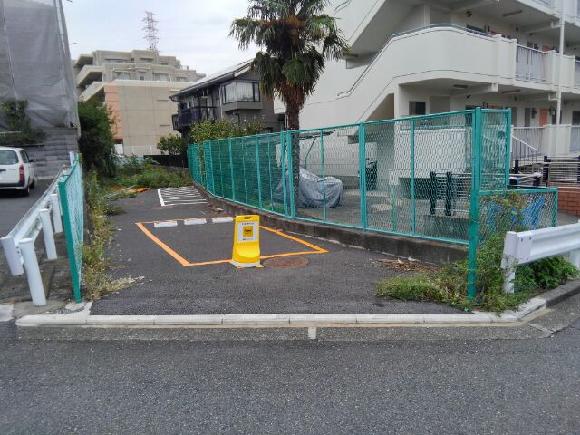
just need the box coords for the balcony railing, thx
[176,107,217,130]
[516,45,548,82]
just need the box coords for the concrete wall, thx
[104,81,192,156]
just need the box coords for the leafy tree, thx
[78,101,116,176]
[157,134,185,156]
[231,0,348,189]
[188,119,263,145]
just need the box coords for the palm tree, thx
[231,0,348,198]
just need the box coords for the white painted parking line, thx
[158,186,207,207]
[154,220,178,228]
[212,217,234,223]
[184,218,207,226]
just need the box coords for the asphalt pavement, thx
[0,179,50,236]
[1,310,579,434]
[92,188,459,315]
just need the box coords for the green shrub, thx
[114,164,191,189]
[376,234,579,313]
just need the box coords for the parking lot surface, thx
[92,187,460,315]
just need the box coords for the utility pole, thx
[142,11,160,54]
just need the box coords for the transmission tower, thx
[142,11,160,54]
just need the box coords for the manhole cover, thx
[264,256,309,269]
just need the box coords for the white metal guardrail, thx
[1,170,65,305]
[501,221,580,294]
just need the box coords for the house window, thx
[139,75,146,81]
[222,81,261,104]
[409,101,426,116]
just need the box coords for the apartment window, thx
[139,74,146,81]
[153,73,170,82]
[222,81,261,104]
[175,77,188,82]
[573,111,580,125]
[113,71,131,80]
[409,101,426,116]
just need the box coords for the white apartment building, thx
[300,0,580,158]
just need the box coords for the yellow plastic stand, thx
[231,215,261,268]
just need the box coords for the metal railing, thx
[1,170,64,305]
[516,45,549,82]
[189,109,558,299]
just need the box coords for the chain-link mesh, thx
[188,109,559,299]
[58,157,84,302]
[479,189,558,242]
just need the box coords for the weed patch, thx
[377,233,578,312]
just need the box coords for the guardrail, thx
[501,221,580,294]
[1,170,65,305]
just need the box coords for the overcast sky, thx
[63,0,258,75]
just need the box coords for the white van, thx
[0,146,36,196]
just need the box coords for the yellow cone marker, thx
[231,215,261,268]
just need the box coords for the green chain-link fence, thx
[58,156,84,302]
[188,108,558,298]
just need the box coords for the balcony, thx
[516,46,550,82]
[176,107,217,130]
[76,65,104,87]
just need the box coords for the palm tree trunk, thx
[286,105,300,212]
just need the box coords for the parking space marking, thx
[158,186,207,207]
[135,218,328,267]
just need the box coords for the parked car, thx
[0,146,36,196]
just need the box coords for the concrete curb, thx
[15,301,543,329]
[539,279,580,307]
[17,281,580,332]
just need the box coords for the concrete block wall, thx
[25,128,79,179]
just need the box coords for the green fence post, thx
[467,108,483,300]
[321,130,326,222]
[228,138,235,201]
[286,130,296,218]
[242,139,248,204]
[208,142,215,194]
[280,131,289,216]
[358,123,368,229]
[218,141,224,197]
[267,136,274,211]
[552,190,558,227]
[256,136,263,209]
[410,119,416,235]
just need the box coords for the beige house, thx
[74,50,205,155]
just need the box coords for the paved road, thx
[1,310,579,434]
[0,179,50,236]
[92,188,458,315]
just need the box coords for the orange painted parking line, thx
[260,226,328,254]
[135,222,191,267]
[135,220,328,267]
